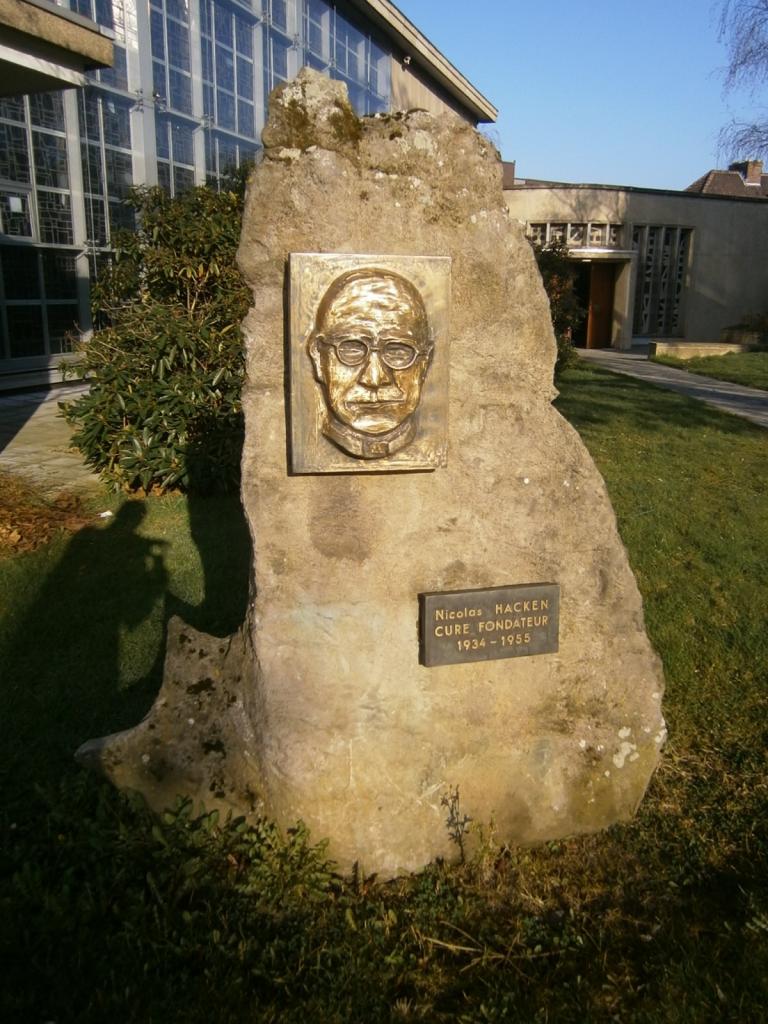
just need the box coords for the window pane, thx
[236,55,253,98]
[86,200,108,245]
[47,305,80,353]
[155,117,170,159]
[173,166,195,193]
[0,124,30,183]
[166,0,189,24]
[171,120,194,165]
[33,133,69,189]
[104,150,133,200]
[29,92,65,130]
[157,161,171,192]
[102,97,132,149]
[151,9,165,58]
[237,99,254,137]
[216,45,235,90]
[215,6,233,46]
[0,192,33,237]
[169,69,192,112]
[42,250,77,299]
[7,306,44,358]
[217,91,235,130]
[38,191,74,244]
[235,15,253,57]
[99,46,128,90]
[167,19,190,69]
[0,96,25,122]
[3,246,40,298]
[81,145,104,195]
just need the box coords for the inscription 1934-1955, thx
[420,583,560,667]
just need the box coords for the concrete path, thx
[579,349,768,430]
[0,385,102,496]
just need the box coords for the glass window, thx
[237,99,254,137]
[166,0,189,25]
[216,45,235,90]
[85,200,108,245]
[104,150,133,200]
[237,56,253,99]
[235,15,253,57]
[0,124,30,183]
[169,69,192,113]
[157,161,171,192]
[29,93,65,130]
[81,145,104,195]
[151,9,165,59]
[33,134,69,190]
[173,166,195,193]
[0,191,32,237]
[217,91,236,130]
[3,246,40,298]
[42,250,77,299]
[171,120,194,165]
[102,97,132,149]
[0,96,25,122]
[529,224,547,245]
[7,306,44,358]
[155,118,170,159]
[78,90,101,141]
[38,191,74,244]
[47,305,80,354]
[167,19,190,69]
[549,223,566,243]
[99,46,128,90]
[215,6,233,47]
[270,0,287,32]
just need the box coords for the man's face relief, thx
[309,270,433,439]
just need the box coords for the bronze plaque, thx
[420,584,560,667]
[289,253,450,473]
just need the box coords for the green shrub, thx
[63,183,252,494]
[530,240,585,375]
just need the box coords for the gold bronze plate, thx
[420,584,560,667]
[289,253,451,473]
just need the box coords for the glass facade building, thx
[0,0,393,374]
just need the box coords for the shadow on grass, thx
[0,488,251,807]
[554,363,766,438]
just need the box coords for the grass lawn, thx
[652,350,768,391]
[2,363,768,1022]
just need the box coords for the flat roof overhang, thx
[0,0,112,94]
[349,0,497,123]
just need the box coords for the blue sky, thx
[398,0,756,190]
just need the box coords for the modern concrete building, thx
[0,0,495,385]
[505,161,768,350]
[0,0,112,95]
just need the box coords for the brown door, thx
[586,263,615,348]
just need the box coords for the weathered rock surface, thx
[81,69,665,877]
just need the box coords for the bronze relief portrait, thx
[290,254,450,473]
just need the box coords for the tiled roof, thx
[685,170,768,198]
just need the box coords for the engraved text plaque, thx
[420,584,560,667]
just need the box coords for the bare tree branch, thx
[718,116,768,159]
[719,0,768,90]
[718,1,768,158]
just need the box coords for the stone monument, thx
[78,69,666,878]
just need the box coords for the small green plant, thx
[62,183,252,494]
[530,240,585,375]
[441,785,473,863]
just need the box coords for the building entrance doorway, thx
[572,261,617,348]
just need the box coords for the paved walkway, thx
[579,349,768,430]
[0,385,102,496]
